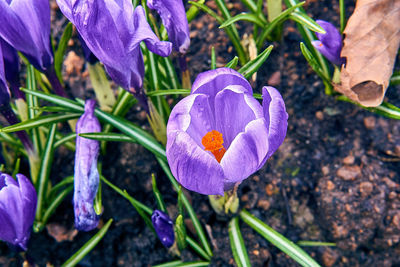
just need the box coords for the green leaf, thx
[147,89,190,97]
[26,65,42,156]
[35,124,58,225]
[337,96,400,120]
[20,89,167,161]
[225,56,239,69]
[299,42,332,84]
[240,210,321,267]
[229,217,251,267]
[61,219,113,267]
[175,214,187,250]
[297,241,336,247]
[390,71,400,86]
[53,132,76,150]
[88,63,116,111]
[79,132,135,143]
[257,1,305,48]
[219,12,265,28]
[339,0,346,33]
[55,23,73,81]
[152,173,167,212]
[186,236,211,261]
[238,45,273,79]
[267,0,282,21]
[0,113,80,133]
[156,157,213,258]
[94,172,102,215]
[211,46,216,70]
[289,12,325,33]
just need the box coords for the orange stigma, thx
[202,130,226,163]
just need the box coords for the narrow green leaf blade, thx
[79,132,135,143]
[289,12,325,33]
[219,12,265,28]
[225,56,239,69]
[238,45,273,79]
[240,210,321,267]
[229,217,251,267]
[61,219,113,267]
[55,23,73,81]
[152,173,167,212]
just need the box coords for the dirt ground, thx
[1,0,400,266]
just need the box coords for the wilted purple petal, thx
[220,118,269,183]
[260,86,288,166]
[56,1,172,93]
[167,131,225,195]
[74,100,101,231]
[312,20,344,66]
[147,0,190,54]
[151,210,175,248]
[214,85,263,148]
[0,173,37,251]
[0,0,53,71]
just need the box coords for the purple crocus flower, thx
[0,38,22,99]
[0,0,53,72]
[0,173,37,251]
[311,20,344,66]
[151,210,175,248]
[77,34,98,65]
[74,100,101,231]
[0,42,10,107]
[166,68,288,195]
[147,0,190,54]
[56,0,172,104]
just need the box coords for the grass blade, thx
[61,219,113,267]
[289,11,325,33]
[79,132,135,143]
[229,217,251,267]
[238,45,273,79]
[225,56,239,69]
[54,23,73,81]
[240,210,321,267]
[152,173,167,212]
[219,12,265,28]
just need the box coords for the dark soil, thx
[1,0,400,266]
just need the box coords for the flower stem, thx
[45,67,68,98]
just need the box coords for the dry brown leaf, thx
[336,0,400,107]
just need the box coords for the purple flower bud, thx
[312,20,345,66]
[74,100,101,231]
[147,0,190,54]
[166,68,288,195]
[56,0,172,95]
[0,0,53,72]
[151,210,175,248]
[0,173,37,251]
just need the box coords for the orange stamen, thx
[202,130,226,163]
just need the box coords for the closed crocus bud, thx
[166,68,288,195]
[74,100,101,231]
[0,173,37,251]
[0,0,53,72]
[56,0,172,104]
[147,0,190,54]
[151,210,175,248]
[311,20,345,66]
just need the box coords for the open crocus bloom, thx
[166,68,288,195]
[0,173,37,251]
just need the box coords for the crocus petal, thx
[167,93,215,148]
[57,1,171,93]
[151,210,175,248]
[167,131,225,195]
[0,43,11,106]
[312,20,344,66]
[0,38,20,87]
[220,118,269,183]
[0,172,36,250]
[74,100,101,231]
[214,85,264,148]
[0,0,53,71]
[147,0,190,54]
[191,68,253,112]
[261,86,288,166]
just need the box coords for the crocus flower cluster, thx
[74,100,101,231]
[147,0,190,54]
[151,210,175,248]
[166,68,288,195]
[56,0,172,105]
[0,173,37,251]
[312,20,345,66]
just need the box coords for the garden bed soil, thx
[1,0,400,266]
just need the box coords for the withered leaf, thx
[336,0,400,107]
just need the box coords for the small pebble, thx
[315,111,324,120]
[337,165,361,181]
[343,155,355,165]
[363,116,376,129]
